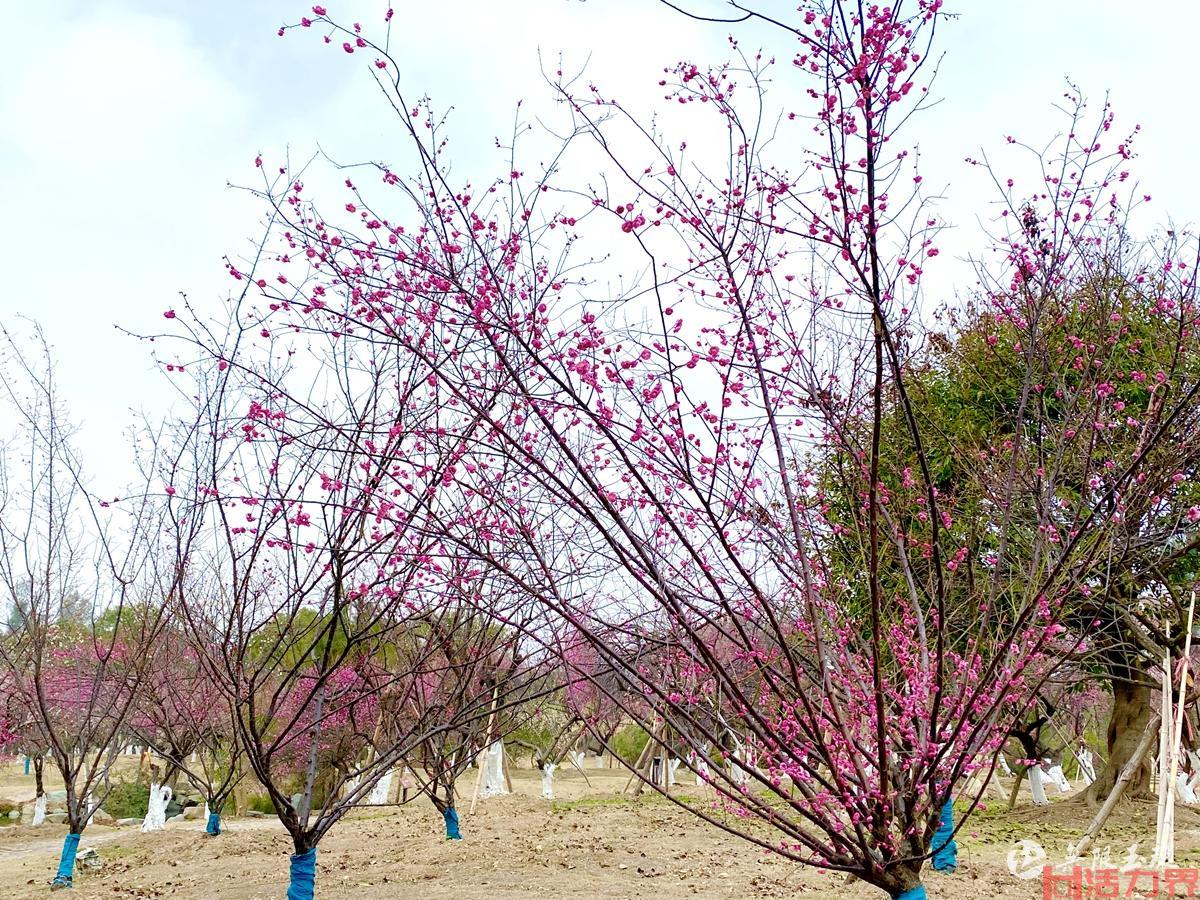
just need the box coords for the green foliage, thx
[609,724,649,764]
[248,608,355,670]
[509,719,556,750]
[246,792,277,814]
[820,277,1200,671]
[103,781,150,819]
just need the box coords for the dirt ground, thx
[1,759,1198,899]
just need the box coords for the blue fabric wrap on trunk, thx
[931,797,957,871]
[205,811,221,835]
[443,807,462,839]
[894,886,927,900]
[286,847,317,900]
[52,832,81,887]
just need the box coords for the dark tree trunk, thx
[875,861,924,899]
[1090,667,1153,802]
[1005,720,1046,810]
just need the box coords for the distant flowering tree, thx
[388,592,537,837]
[211,2,1200,897]
[498,628,626,799]
[0,671,52,821]
[0,679,20,754]
[269,664,381,796]
[158,264,549,897]
[131,624,243,835]
[559,632,625,759]
[0,324,182,889]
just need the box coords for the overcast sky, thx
[0,0,1194,492]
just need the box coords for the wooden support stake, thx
[469,688,500,815]
[1073,712,1163,859]
[1162,592,1196,866]
[623,728,656,794]
[1046,717,1103,780]
[631,734,657,797]
[561,724,593,788]
[1156,649,1172,859]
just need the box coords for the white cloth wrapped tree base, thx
[1046,763,1071,793]
[1077,748,1097,783]
[541,762,556,799]
[368,770,393,805]
[31,793,47,827]
[690,749,711,785]
[1176,772,1199,805]
[728,737,751,788]
[1028,766,1049,806]
[142,783,172,832]
[480,741,508,798]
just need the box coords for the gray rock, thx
[90,807,115,826]
[244,810,268,818]
[47,812,67,824]
[181,806,202,821]
[116,818,141,827]
[7,810,19,820]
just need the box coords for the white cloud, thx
[2,0,1198,491]
[0,2,253,492]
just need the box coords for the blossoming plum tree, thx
[158,252,552,896]
[387,581,538,837]
[217,2,1200,897]
[130,622,244,835]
